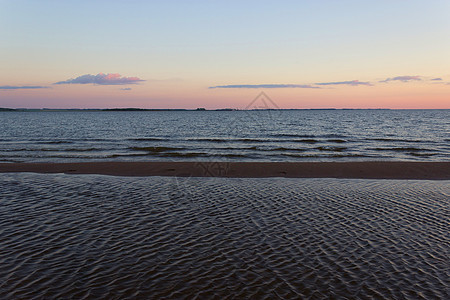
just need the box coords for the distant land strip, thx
[0,107,401,112]
[0,162,449,180]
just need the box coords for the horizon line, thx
[2,107,449,111]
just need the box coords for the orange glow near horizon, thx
[1,80,449,109]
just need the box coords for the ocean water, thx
[0,173,448,299]
[0,109,449,162]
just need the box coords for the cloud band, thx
[209,84,320,89]
[315,80,372,86]
[380,76,421,83]
[0,85,49,90]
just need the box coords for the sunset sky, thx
[1,0,449,109]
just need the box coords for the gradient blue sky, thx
[1,0,449,108]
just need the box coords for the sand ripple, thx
[0,174,448,299]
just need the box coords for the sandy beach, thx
[0,161,449,179]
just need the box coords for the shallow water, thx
[0,174,448,299]
[1,109,449,162]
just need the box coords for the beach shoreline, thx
[0,161,449,180]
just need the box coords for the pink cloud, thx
[55,73,145,85]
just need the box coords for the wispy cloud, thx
[314,80,372,86]
[120,88,132,90]
[380,75,421,83]
[209,75,440,90]
[55,73,145,85]
[0,85,49,90]
[209,84,320,89]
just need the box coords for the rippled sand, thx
[0,174,448,299]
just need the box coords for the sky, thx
[0,0,449,109]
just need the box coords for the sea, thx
[0,109,449,163]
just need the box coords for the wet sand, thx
[0,161,449,179]
[1,174,449,298]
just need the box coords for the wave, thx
[297,139,319,144]
[253,139,320,144]
[186,137,323,144]
[43,147,106,152]
[407,152,436,157]
[370,147,433,152]
[187,138,228,143]
[110,153,150,158]
[0,148,31,152]
[272,147,307,152]
[45,138,117,143]
[270,134,347,141]
[367,138,436,143]
[162,152,246,158]
[236,138,265,143]
[316,146,347,152]
[185,138,267,143]
[283,153,368,158]
[130,146,185,152]
[37,140,74,144]
[158,152,208,158]
[270,133,316,138]
[114,152,248,159]
[199,146,308,152]
[327,139,347,143]
[129,138,166,141]
[0,158,23,163]
[214,153,247,158]
[8,138,122,144]
[213,146,258,151]
[0,147,109,152]
[320,134,348,138]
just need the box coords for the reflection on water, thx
[0,174,448,299]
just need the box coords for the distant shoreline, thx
[0,161,449,180]
[3,108,448,112]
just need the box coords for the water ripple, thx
[0,174,448,299]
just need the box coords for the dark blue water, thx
[0,174,448,299]
[0,110,449,162]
